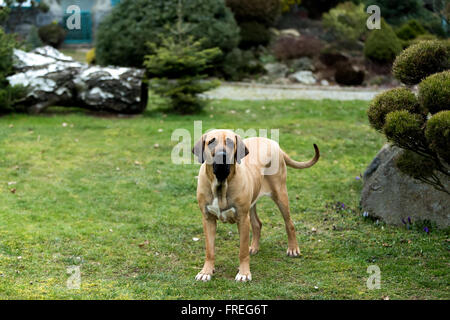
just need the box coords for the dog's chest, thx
[206,198,237,223]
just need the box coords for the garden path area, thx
[206,82,385,101]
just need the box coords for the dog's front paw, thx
[195,271,213,282]
[286,247,301,257]
[235,272,252,282]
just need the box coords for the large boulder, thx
[7,46,148,114]
[361,144,450,228]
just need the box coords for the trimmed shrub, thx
[383,110,426,146]
[239,21,271,49]
[393,40,450,85]
[273,35,323,61]
[409,34,438,46]
[367,88,421,131]
[334,62,365,86]
[367,40,450,193]
[418,71,450,114]
[225,0,282,26]
[396,20,427,41]
[323,2,367,42]
[364,19,402,64]
[425,111,450,163]
[96,0,239,68]
[38,22,66,48]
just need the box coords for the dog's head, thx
[192,130,249,181]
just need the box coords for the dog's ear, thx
[192,135,205,164]
[235,135,249,164]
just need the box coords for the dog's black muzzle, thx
[213,151,231,182]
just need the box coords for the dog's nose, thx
[213,151,228,165]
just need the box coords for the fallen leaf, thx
[10,188,16,194]
[154,144,160,149]
[192,237,200,242]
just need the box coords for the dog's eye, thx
[207,138,216,146]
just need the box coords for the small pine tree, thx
[367,41,450,194]
[144,1,221,114]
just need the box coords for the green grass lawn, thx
[0,98,448,300]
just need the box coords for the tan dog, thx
[192,130,320,282]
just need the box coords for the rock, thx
[334,63,365,86]
[263,63,289,79]
[361,144,450,228]
[280,29,301,37]
[320,79,330,86]
[7,46,148,114]
[288,71,317,85]
[290,57,315,72]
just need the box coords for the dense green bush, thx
[38,22,66,48]
[323,2,367,42]
[396,19,427,41]
[425,111,450,163]
[418,71,450,114]
[364,19,403,64]
[367,88,421,131]
[393,40,450,85]
[238,21,271,49]
[225,0,282,26]
[96,0,239,68]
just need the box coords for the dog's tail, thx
[283,144,320,169]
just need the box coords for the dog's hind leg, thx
[249,205,262,255]
[272,186,301,257]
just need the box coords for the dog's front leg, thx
[235,213,252,282]
[195,214,216,282]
